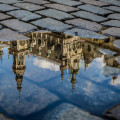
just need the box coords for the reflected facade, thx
[0,31,120,95]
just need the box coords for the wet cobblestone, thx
[0,13,11,20]
[78,4,113,15]
[36,9,74,20]
[103,6,120,12]
[101,20,120,27]
[23,0,49,5]
[71,11,107,22]
[1,19,37,32]
[7,10,41,21]
[107,13,120,20]
[14,2,45,11]
[0,4,19,12]
[64,28,107,39]
[0,0,120,120]
[65,18,102,31]
[102,27,120,37]
[31,18,72,32]
[44,4,79,12]
[0,0,120,41]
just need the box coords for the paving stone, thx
[103,6,120,13]
[0,28,29,41]
[0,25,2,29]
[0,114,12,120]
[64,28,108,39]
[80,0,110,6]
[0,0,20,4]
[59,108,104,120]
[31,18,72,32]
[7,10,41,21]
[43,103,104,120]
[78,4,113,15]
[44,3,79,12]
[99,49,116,55]
[113,40,120,49]
[104,65,120,78]
[105,103,120,120]
[101,20,120,28]
[36,9,74,20]
[65,18,102,31]
[50,0,82,6]
[14,2,44,11]
[0,13,11,20]
[108,14,120,20]
[102,27,120,38]
[72,11,107,22]
[23,0,49,5]
[116,56,120,63]
[1,19,37,33]
[99,0,120,7]
[0,4,19,12]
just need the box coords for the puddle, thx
[0,31,120,120]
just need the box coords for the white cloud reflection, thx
[33,58,60,72]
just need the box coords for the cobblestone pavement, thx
[0,0,120,120]
[0,0,120,39]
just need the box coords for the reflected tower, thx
[9,40,29,103]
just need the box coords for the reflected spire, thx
[112,76,117,85]
[0,54,2,64]
[60,65,65,80]
[19,91,21,104]
[16,75,23,103]
[71,71,77,93]
[8,51,10,60]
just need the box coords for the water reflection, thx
[0,31,120,118]
[0,32,120,91]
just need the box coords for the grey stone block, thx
[102,27,120,38]
[101,20,120,27]
[80,0,110,6]
[0,28,29,41]
[31,18,72,32]
[7,10,41,21]
[113,40,120,49]
[78,4,113,15]
[1,19,37,33]
[99,0,120,7]
[43,103,104,120]
[14,2,44,11]
[49,0,82,6]
[36,9,74,20]
[65,18,102,31]
[44,3,79,12]
[103,6,120,12]
[72,11,107,22]
[0,13,11,20]
[108,14,120,20]
[0,0,20,4]
[0,4,19,12]
[64,28,108,39]
[23,0,49,5]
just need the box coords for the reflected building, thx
[0,31,120,94]
[9,40,30,103]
